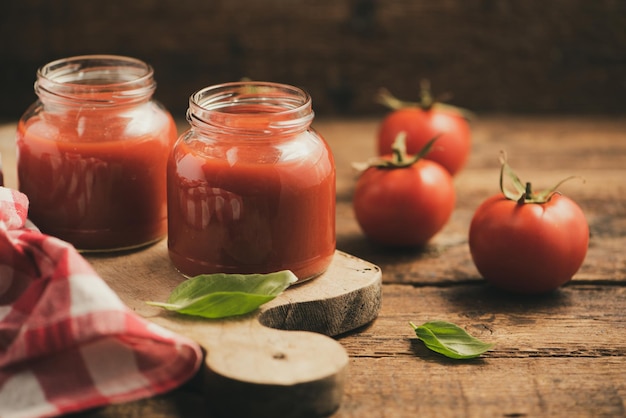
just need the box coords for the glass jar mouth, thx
[35,55,156,105]
[187,81,315,136]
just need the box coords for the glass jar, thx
[16,55,177,251]
[168,81,336,282]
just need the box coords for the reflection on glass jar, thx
[168,81,336,282]
[16,55,177,251]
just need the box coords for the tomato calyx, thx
[499,153,582,204]
[376,80,474,120]
[354,132,440,171]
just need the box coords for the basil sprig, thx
[146,270,297,319]
[410,321,494,359]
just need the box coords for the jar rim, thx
[35,55,156,105]
[187,81,315,135]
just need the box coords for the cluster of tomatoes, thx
[352,83,589,295]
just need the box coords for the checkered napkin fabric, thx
[0,187,203,418]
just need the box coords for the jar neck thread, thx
[187,82,314,137]
[35,55,156,107]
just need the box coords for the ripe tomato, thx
[353,134,455,247]
[468,162,589,294]
[376,84,472,176]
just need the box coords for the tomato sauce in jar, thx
[167,82,336,281]
[16,55,177,251]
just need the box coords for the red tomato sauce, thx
[16,107,177,250]
[167,132,336,280]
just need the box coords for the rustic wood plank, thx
[334,283,626,417]
[339,357,626,417]
[340,284,626,359]
[0,124,17,188]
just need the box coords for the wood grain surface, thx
[1,115,625,418]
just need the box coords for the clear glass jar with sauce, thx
[16,55,177,251]
[167,81,336,282]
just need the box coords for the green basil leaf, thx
[146,270,297,319]
[409,320,493,359]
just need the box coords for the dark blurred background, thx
[1,0,625,120]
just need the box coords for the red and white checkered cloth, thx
[0,187,203,418]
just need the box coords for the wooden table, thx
[1,116,625,417]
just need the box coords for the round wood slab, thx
[86,240,382,418]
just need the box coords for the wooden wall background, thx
[1,0,625,119]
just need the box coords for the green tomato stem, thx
[499,154,584,204]
[518,182,533,204]
[362,132,440,170]
[375,81,474,120]
[392,139,407,165]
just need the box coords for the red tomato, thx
[378,108,471,176]
[469,193,589,294]
[353,157,455,247]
